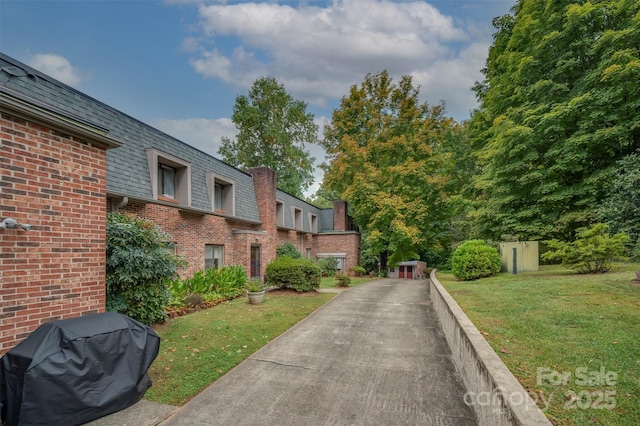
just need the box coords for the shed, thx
[388,261,428,279]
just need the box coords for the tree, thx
[597,150,640,246]
[219,76,318,198]
[320,70,461,268]
[469,0,640,241]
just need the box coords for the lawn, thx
[145,289,335,406]
[437,263,640,425]
[319,275,375,288]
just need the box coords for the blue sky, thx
[1,0,515,196]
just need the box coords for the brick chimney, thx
[249,167,277,232]
[333,200,348,231]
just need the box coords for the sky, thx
[1,0,515,197]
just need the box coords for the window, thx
[306,248,311,258]
[214,183,223,210]
[205,244,224,269]
[276,201,284,227]
[292,207,303,230]
[158,164,176,199]
[146,148,191,206]
[308,213,318,233]
[207,173,235,215]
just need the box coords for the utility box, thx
[499,241,539,273]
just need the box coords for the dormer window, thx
[292,207,303,230]
[146,148,191,206]
[309,213,318,233]
[276,200,284,227]
[207,173,235,215]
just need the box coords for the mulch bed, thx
[160,288,323,322]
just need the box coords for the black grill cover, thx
[0,312,160,426]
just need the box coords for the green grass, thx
[319,276,375,288]
[437,263,640,425]
[145,290,335,406]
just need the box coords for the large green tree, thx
[219,76,317,198]
[597,150,640,245]
[321,70,461,268]
[470,0,640,241]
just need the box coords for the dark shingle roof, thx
[0,53,260,223]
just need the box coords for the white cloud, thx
[27,53,86,87]
[412,40,491,120]
[152,117,237,157]
[185,0,483,120]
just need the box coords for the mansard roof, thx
[0,53,338,230]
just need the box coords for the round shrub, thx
[451,240,501,281]
[265,257,321,292]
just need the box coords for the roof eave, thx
[0,88,123,150]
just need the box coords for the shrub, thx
[265,257,321,292]
[317,257,338,276]
[335,274,351,287]
[276,242,302,258]
[349,265,366,277]
[106,213,184,325]
[542,223,629,273]
[451,240,501,281]
[246,278,265,293]
[170,265,247,303]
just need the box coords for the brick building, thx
[0,53,359,354]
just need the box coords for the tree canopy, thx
[469,0,640,241]
[219,76,318,198]
[320,70,461,267]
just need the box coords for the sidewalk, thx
[157,279,476,425]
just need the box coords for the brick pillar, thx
[333,200,348,231]
[249,167,278,279]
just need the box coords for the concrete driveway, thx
[160,279,476,425]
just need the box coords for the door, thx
[399,266,405,279]
[407,267,413,279]
[250,245,261,279]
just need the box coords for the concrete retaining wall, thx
[430,270,551,425]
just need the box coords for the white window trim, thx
[146,148,191,206]
[206,172,235,215]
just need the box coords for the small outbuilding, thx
[388,261,428,279]
[499,241,539,273]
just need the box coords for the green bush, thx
[170,265,247,303]
[276,242,302,258]
[317,257,338,276]
[349,265,366,277]
[451,240,501,281]
[542,223,629,273]
[265,257,321,292]
[106,213,184,324]
[335,274,351,287]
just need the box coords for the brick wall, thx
[315,232,361,272]
[118,201,261,279]
[0,112,108,355]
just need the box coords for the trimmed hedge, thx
[451,239,501,281]
[265,257,321,292]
